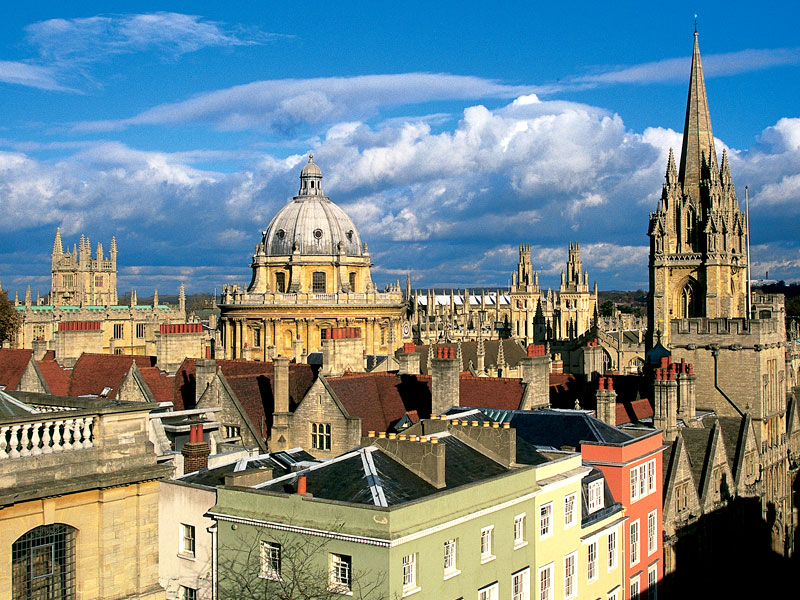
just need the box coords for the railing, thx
[0,416,97,460]
[310,293,337,300]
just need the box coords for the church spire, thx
[678,31,716,200]
[52,228,63,257]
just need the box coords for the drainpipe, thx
[208,524,217,600]
[713,348,744,416]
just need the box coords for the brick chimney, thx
[519,343,550,410]
[653,358,678,442]
[431,346,459,415]
[194,359,217,406]
[676,358,697,425]
[397,342,421,375]
[321,327,365,376]
[595,376,617,427]
[182,424,210,474]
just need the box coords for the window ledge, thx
[327,586,353,596]
[513,541,528,550]
[177,553,196,562]
[402,585,422,597]
[480,554,496,565]
[443,569,461,581]
[258,573,282,581]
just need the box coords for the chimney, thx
[369,436,446,488]
[431,346,460,415]
[397,342,421,375]
[274,356,290,414]
[579,339,603,381]
[182,424,210,474]
[653,364,678,442]
[595,376,617,427]
[292,335,305,363]
[676,359,697,425]
[296,474,307,495]
[321,327,365,376]
[519,343,550,410]
[194,359,217,406]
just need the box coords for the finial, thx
[694,14,698,34]
[309,153,313,162]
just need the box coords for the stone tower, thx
[647,32,748,350]
[50,228,118,306]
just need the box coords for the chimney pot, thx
[430,437,439,444]
[482,421,490,428]
[388,433,397,440]
[470,420,478,427]
[502,423,510,429]
[378,432,386,438]
[368,431,375,437]
[297,475,307,495]
[399,434,407,440]
[491,422,500,428]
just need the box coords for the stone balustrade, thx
[224,290,402,306]
[0,416,97,460]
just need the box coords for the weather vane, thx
[694,14,698,33]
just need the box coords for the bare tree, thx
[217,520,386,600]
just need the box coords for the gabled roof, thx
[68,353,157,398]
[716,415,747,482]
[0,348,33,390]
[36,359,70,396]
[138,366,176,404]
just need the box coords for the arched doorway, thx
[12,524,77,600]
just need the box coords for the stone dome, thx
[262,156,364,257]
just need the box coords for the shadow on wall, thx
[662,491,793,597]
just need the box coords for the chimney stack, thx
[595,376,617,426]
[431,346,460,415]
[274,356,290,414]
[321,327,365,376]
[653,360,679,442]
[397,342,421,375]
[676,358,697,425]
[579,338,603,381]
[194,359,217,407]
[182,424,210,474]
[520,343,550,409]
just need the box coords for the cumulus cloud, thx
[2,98,800,292]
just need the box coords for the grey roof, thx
[261,157,363,257]
[0,390,39,417]
[681,426,714,488]
[180,449,317,487]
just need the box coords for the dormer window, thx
[588,479,604,513]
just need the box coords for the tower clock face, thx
[402,322,411,339]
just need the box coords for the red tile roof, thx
[36,360,70,396]
[68,353,156,398]
[139,366,176,403]
[616,398,654,425]
[0,348,33,391]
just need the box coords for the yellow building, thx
[218,155,409,359]
[0,390,171,600]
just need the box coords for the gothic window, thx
[94,275,103,288]
[113,323,124,339]
[136,323,145,338]
[312,272,326,293]
[12,524,77,600]
[311,423,331,451]
[679,281,699,318]
[275,272,286,293]
[685,208,697,251]
[63,275,74,288]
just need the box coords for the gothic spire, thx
[678,31,716,200]
[666,148,677,184]
[52,228,63,256]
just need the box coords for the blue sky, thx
[1,1,799,297]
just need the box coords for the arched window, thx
[685,208,697,251]
[12,524,76,600]
[275,272,286,293]
[679,281,700,318]
[312,272,326,293]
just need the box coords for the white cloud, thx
[0,60,73,92]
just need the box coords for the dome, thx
[262,156,364,257]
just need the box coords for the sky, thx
[1,1,799,297]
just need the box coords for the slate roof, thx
[0,389,38,417]
[325,371,527,435]
[581,466,622,526]
[255,432,511,506]
[681,426,715,488]
[715,416,746,478]
[0,348,33,390]
[68,353,157,398]
[180,449,317,488]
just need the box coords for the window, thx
[479,582,499,600]
[312,271,326,293]
[480,526,494,561]
[179,586,197,600]
[648,510,657,555]
[113,323,124,339]
[329,553,352,593]
[253,328,261,348]
[675,481,689,512]
[514,514,526,547]
[311,423,331,451]
[402,553,417,593]
[630,520,640,566]
[349,272,356,291]
[12,524,76,600]
[179,524,195,558]
[443,538,458,576]
[608,587,620,600]
[224,425,241,439]
[564,493,577,528]
[260,541,281,580]
[587,541,597,582]
[630,575,641,600]
[136,323,145,338]
[608,530,618,571]
[647,459,656,494]
[539,503,552,539]
[275,272,286,293]
[95,275,104,288]
[538,563,553,600]
[564,552,577,599]
[512,567,530,600]
[648,564,658,600]
[588,480,604,513]
[63,274,74,288]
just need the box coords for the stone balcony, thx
[220,290,405,307]
[0,393,171,505]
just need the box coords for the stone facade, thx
[49,228,117,307]
[218,157,409,360]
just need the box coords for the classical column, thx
[236,319,243,359]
